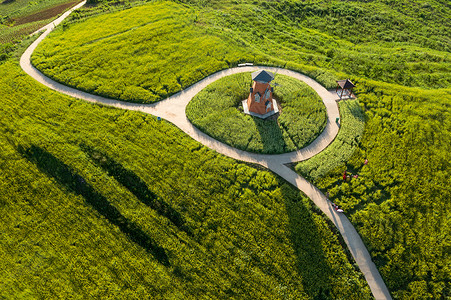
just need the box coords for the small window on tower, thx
[255,93,261,102]
[265,89,271,99]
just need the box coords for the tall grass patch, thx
[186,72,326,154]
[32,1,256,103]
[0,55,372,298]
[295,99,365,181]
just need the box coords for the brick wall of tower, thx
[247,81,274,115]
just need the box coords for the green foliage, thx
[0,42,14,60]
[81,144,192,235]
[32,1,257,103]
[186,0,451,89]
[181,1,451,297]
[5,0,451,297]
[311,82,451,299]
[0,0,79,44]
[266,0,450,51]
[187,73,326,154]
[0,60,372,299]
[31,0,450,106]
[295,99,365,181]
[30,0,345,104]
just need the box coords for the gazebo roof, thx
[336,79,355,89]
[252,70,274,83]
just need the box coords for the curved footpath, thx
[20,2,391,299]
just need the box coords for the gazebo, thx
[242,70,279,119]
[336,79,355,99]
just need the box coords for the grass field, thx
[3,0,451,298]
[307,82,451,299]
[30,0,450,106]
[0,57,372,299]
[0,0,79,59]
[31,1,260,103]
[29,0,451,297]
[187,72,326,154]
[295,99,365,181]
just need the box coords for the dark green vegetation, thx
[0,56,372,298]
[187,73,326,154]
[0,0,78,45]
[296,99,365,181]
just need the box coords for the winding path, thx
[20,2,391,299]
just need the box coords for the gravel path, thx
[20,3,392,299]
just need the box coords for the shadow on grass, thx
[278,179,334,299]
[19,145,170,266]
[253,117,287,154]
[80,144,192,236]
[342,99,365,124]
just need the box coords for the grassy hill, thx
[0,49,371,299]
[186,73,327,154]
[300,81,451,299]
[2,0,450,298]
[31,0,450,105]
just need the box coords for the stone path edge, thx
[19,2,392,299]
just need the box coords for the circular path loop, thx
[20,2,391,299]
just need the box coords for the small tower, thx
[247,70,275,115]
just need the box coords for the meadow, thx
[3,0,451,298]
[31,1,260,103]
[31,0,451,106]
[306,82,450,299]
[0,0,78,45]
[0,48,372,298]
[186,72,326,154]
[295,99,365,181]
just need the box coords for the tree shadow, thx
[252,116,287,154]
[19,145,170,266]
[277,178,334,299]
[80,144,192,236]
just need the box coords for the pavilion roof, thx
[252,70,274,83]
[336,79,355,89]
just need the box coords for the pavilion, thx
[336,79,355,99]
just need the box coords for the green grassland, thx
[27,0,451,298]
[1,0,451,299]
[0,58,372,299]
[305,82,451,299]
[186,73,326,154]
[0,0,79,44]
[30,0,450,106]
[31,1,260,103]
[295,99,365,181]
[190,0,451,89]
